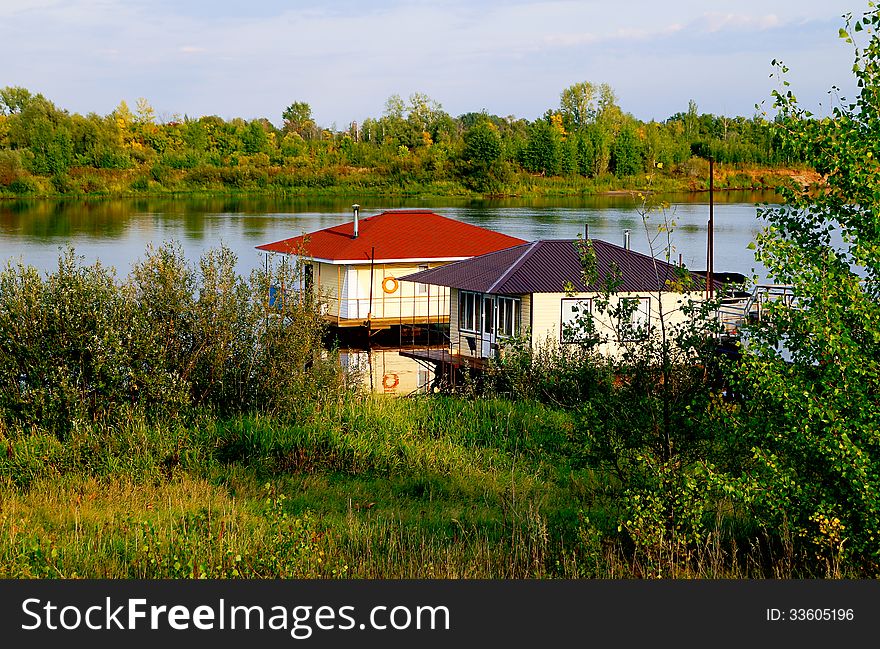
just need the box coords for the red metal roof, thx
[256,209,526,263]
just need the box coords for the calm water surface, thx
[0,191,779,281]
[0,192,782,394]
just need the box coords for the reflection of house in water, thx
[339,348,442,395]
[256,207,526,331]
[399,239,719,377]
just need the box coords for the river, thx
[0,191,781,395]
[0,191,779,280]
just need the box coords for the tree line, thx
[0,83,797,196]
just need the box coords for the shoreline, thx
[0,163,810,202]
[0,182,786,203]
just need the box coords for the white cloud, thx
[0,0,862,125]
[703,13,783,33]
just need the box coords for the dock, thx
[398,348,490,372]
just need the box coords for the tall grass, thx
[0,393,815,578]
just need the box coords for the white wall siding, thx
[309,259,450,323]
[531,291,708,357]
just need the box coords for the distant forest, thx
[0,82,803,197]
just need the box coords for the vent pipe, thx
[352,204,360,239]
[584,223,590,240]
[623,229,631,250]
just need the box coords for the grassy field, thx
[0,396,560,578]
[0,393,787,579]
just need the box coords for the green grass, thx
[0,394,798,578]
[0,396,592,578]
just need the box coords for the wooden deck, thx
[324,315,450,329]
[398,347,489,371]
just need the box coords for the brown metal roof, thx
[400,239,718,294]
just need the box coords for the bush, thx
[50,173,74,193]
[149,163,173,184]
[162,151,200,170]
[485,335,613,407]
[74,173,108,194]
[7,176,39,194]
[0,244,346,435]
[0,150,28,186]
[183,165,221,186]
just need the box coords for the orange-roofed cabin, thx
[256,207,526,329]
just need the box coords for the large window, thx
[497,296,521,338]
[561,298,594,343]
[459,291,481,332]
[618,296,651,341]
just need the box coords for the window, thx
[416,265,429,295]
[618,296,651,341]
[561,298,594,343]
[496,296,521,338]
[459,291,481,332]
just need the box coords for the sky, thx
[0,0,865,127]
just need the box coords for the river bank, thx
[0,162,814,201]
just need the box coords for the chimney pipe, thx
[352,204,360,239]
[584,223,590,240]
[624,229,630,250]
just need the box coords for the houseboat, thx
[399,238,719,368]
[256,207,525,330]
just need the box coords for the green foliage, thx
[460,119,506,192]
[282,101,315,139]
[7,176,39,194]
[522,118,563,176]
[486,334,613,408]
[0,86,34,115]
[610,124,644,176]
[0,83,797,198]
[481,181,729,573]
[0,244,344,435]
[726,6,880,575]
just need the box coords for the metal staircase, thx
[717,284,796,335]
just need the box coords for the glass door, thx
[481,295,496,358]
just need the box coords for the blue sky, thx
[0,1,863,127]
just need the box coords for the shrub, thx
[0,244,346,434]
[149,163,173,184]
[7,176,39,194]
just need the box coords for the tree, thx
[134,97,156,125]
[0,86,33,115]
[522,114,565,176]
[560,177,724,576]
[240,120,271,155]
[559,81,599,131]
[559,81,616,132]
[375,92,448,149]
[7,95,74,174]
[728,6,880,575]
[282,101,316,139]
[460,118,504,192]
[610,123,644,176]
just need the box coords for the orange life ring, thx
[382,276,399,293]
[382,373,399,390]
